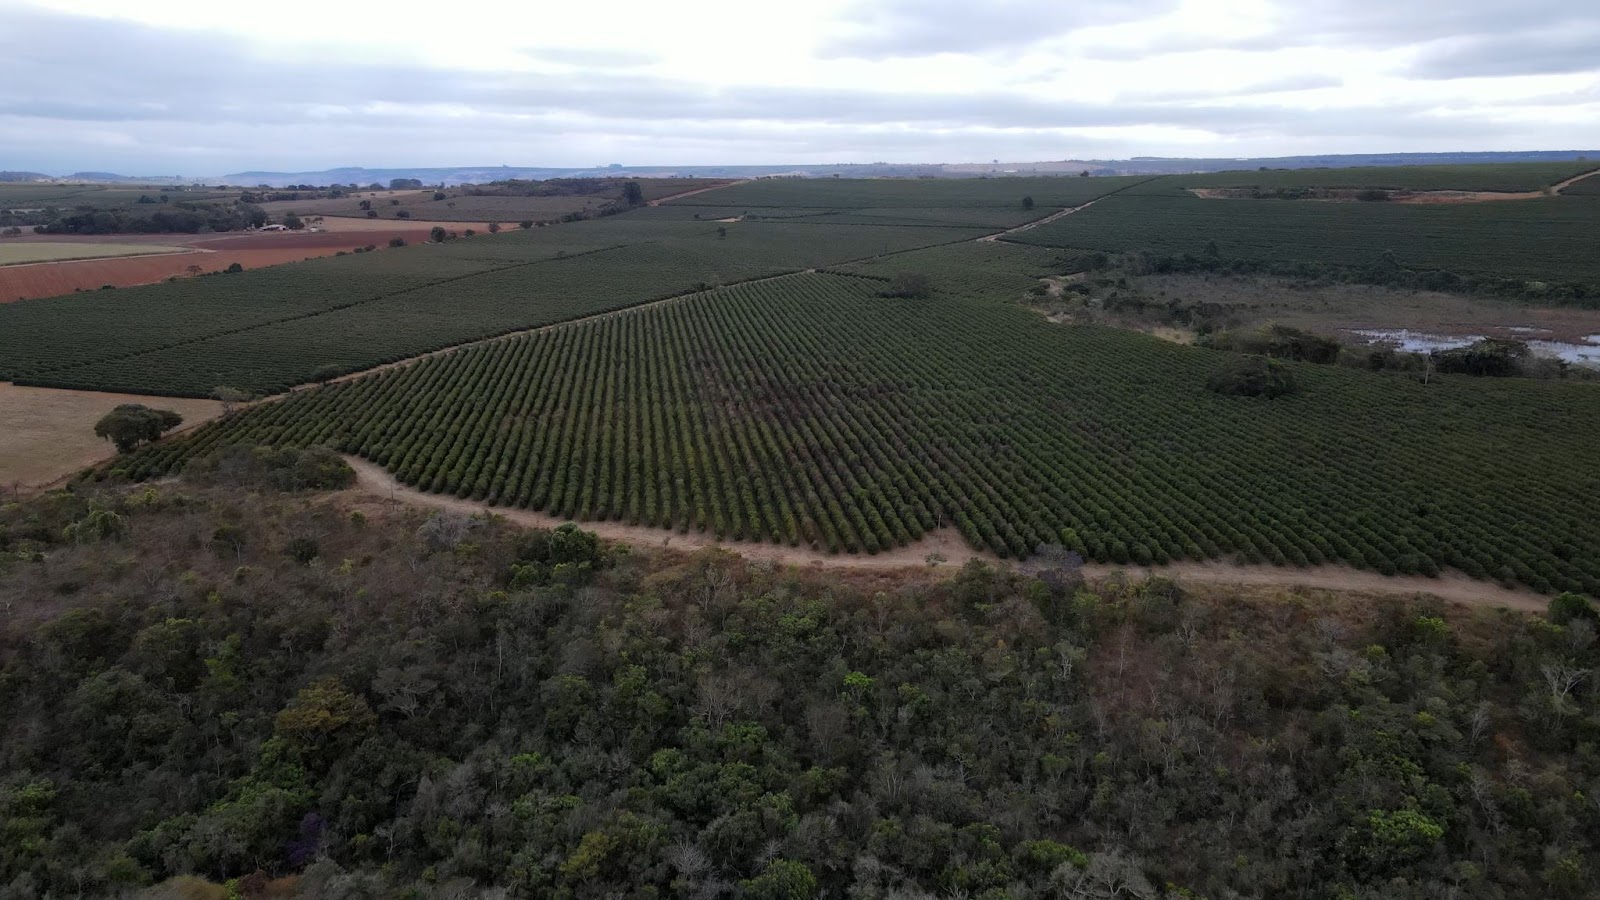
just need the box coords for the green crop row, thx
[1143,161,1599,193]
[1,218,986,396]
[1006,192,1600,286]
[121,272,1600,593]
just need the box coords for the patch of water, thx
[1507,326,1552,334]
[1350,329,1481,353]
[1348,329,1600,369]
[1530,335,1600,368]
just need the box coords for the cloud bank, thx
[1,0,1596,174]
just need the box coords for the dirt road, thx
[648,182,742,206]
[978,200,1102,242]
[345,455,1548,611]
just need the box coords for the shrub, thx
[881,272,934,299]
[185,445,355,492]
[1207,356,1299,398]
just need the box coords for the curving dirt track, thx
[344,455,1548,611]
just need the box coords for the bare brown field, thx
[0,384,222,491]
[0,226,464,301]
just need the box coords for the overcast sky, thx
[2,0,1597,175]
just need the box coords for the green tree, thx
[882,272,934,299]
[94,404,183,453]
[430,226,447,243]
[1022,196,1035,210]
[282,213,304,230]
[622,180,645,206]
[740,859,818,900]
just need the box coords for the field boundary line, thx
[342,453,1549,611]
[982,175,1159,243]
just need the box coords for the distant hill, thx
[224,151,1600,187]
[0,171,50,182]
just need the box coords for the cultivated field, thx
[16,161,1600,594]
[1162,161,1600,192]
[122,270,1600,593]
[0,183,238,209]
[1008,189,1600,287]
[0,242,187,265]
[0,220,988,396]
[0,224,468,301]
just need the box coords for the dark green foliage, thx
[1432,338,1530,377]
[283,536,319,564]
[1206,324,1341,364]
[622,180,645,206]
[1009,189,1600,296]
[741,858,818,899]
[1207,355,1300,397]
[1548,591,1597,625]
[117,273,1600,590]
[881,271,933,299]
[3,488,1599,897]
[93,404,183,453]
[184,445,355,492]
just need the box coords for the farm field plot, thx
[1154,161,1599,193]
[1007,192,1600,286]
[0,383,222,489]
[831,240,1071,300]
[0,184,237,209]
[262,179,725,223]
[0,242,187,265]
[627,205,1052,228]
[668,175,1152,208]
[1,219,987,396]
[124,272,1600,594]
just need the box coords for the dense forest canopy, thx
[2,474,1597,899]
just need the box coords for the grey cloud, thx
[1408,29,1600,79]
[1280,0,1595,47]
[1127,74,1344,103]
[823,0,1177,59]
[1084,0,1600,61]
[0,4,1588,174]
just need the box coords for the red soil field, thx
[0,227,450,303]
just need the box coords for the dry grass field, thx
[0,384,222,490]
